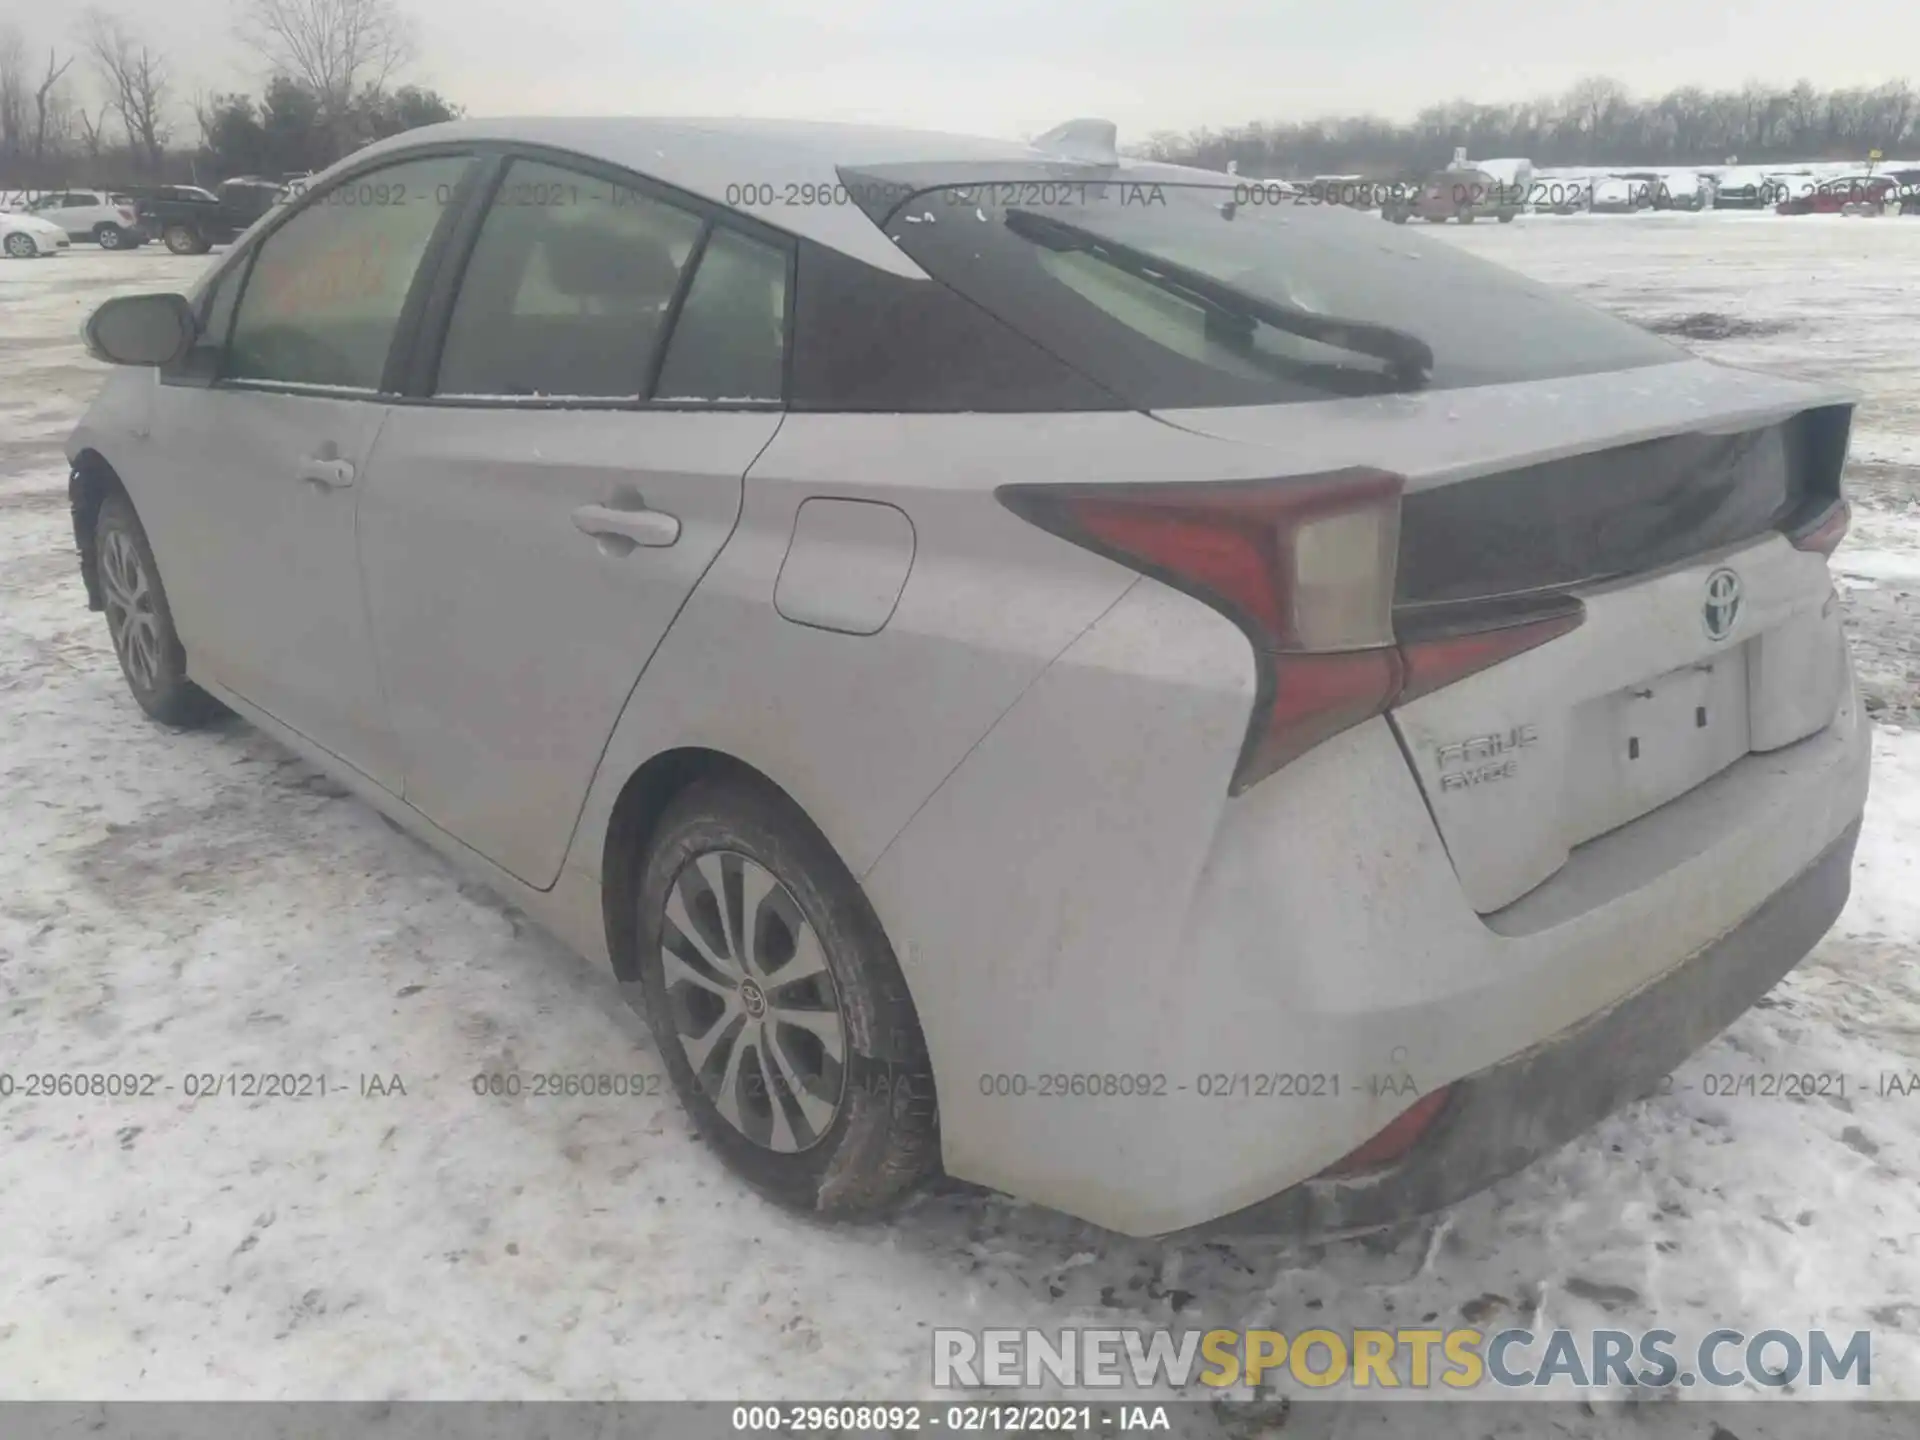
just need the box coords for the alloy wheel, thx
[99,527,164,691]
[4,233,34,258]
[660,850,847,1153]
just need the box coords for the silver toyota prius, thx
[67,116,1868,1236]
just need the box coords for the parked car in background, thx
[138,177,285,254]
[1382,167,1519,223]
[120,184,218,243]
[1888,169,1920,214]
[1653,171,1712,210]
[1528,174,1592,214]
[1613,171,1665,206]
[1588,177,1651,213]
[64,115,1866,1237]
[1710,168,1773,208]
[1,209,70,258]
[17,190,142,248]
[1775,174,1897,214]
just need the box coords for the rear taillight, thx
[1316,1087,1452,1178]
[998,470,1585,794]
[1395,598,1586,704]
[1788,498,1851,557]
[118,207,136,223]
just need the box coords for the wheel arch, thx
[69,448,130,612]
[599,747,857,986]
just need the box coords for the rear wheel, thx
[162,224,209,256]
[631,778,938,1215]
[94,222,128,250]
[94,492,224,727]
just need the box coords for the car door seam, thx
[351,404,402,794]
[543,410,791,892]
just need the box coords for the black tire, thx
[94,491,225,727]
[1458,211,1476,224]
[1497,211,1516,223]
[94,222,128,250]
[162,224,209,256]
[631,777,938,1216]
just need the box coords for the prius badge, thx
[1703,568,1742,642]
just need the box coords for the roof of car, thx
[345,115,1216,278]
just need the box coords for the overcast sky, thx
[17,0,1920,140]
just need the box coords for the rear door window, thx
[225,153,473,391]
[653,226,789,403]
[434,158,705,399]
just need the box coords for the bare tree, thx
[75,98,111,161]
[0,24,28,159]
[236,0,413,119]
[1565,76,1629,156]
[32,46,75,162]
[81,10,171,171]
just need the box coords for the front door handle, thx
[572,503,680,548]
[297,455,355,489]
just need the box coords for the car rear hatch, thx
[1158,365,1856,912]
[849,166,1858,911]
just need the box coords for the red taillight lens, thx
[1246,648,1404,780]
[1316,1086,1452,1178]
[997,471,1584,794]
[1789,498,1851,557]
[1004,470,1403,652]
[1396,602,1585,704]
[1000,470,1405,794]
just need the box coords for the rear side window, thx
[653,227,788,403]
[435,159,704,399]
[866,177,1683,408]
[225,154,472,391]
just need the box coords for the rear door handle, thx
[297,456,355,489]
[571,503,680,548]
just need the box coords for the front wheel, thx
[631,778,939,1215]
[94,492,225,727]
[3,231,36,258]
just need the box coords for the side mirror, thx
[83,292,199,368]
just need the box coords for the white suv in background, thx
[25,191,142,249]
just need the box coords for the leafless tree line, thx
[1143,76,1920,177]
[0,0,420,184]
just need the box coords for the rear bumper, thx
[869,572,1868,1237]
[1198,814,1860,1236]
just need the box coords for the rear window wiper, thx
[1004,208,1435,388]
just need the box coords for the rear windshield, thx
[871,179,1680,409]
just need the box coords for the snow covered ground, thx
[1,228,1917,1412]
